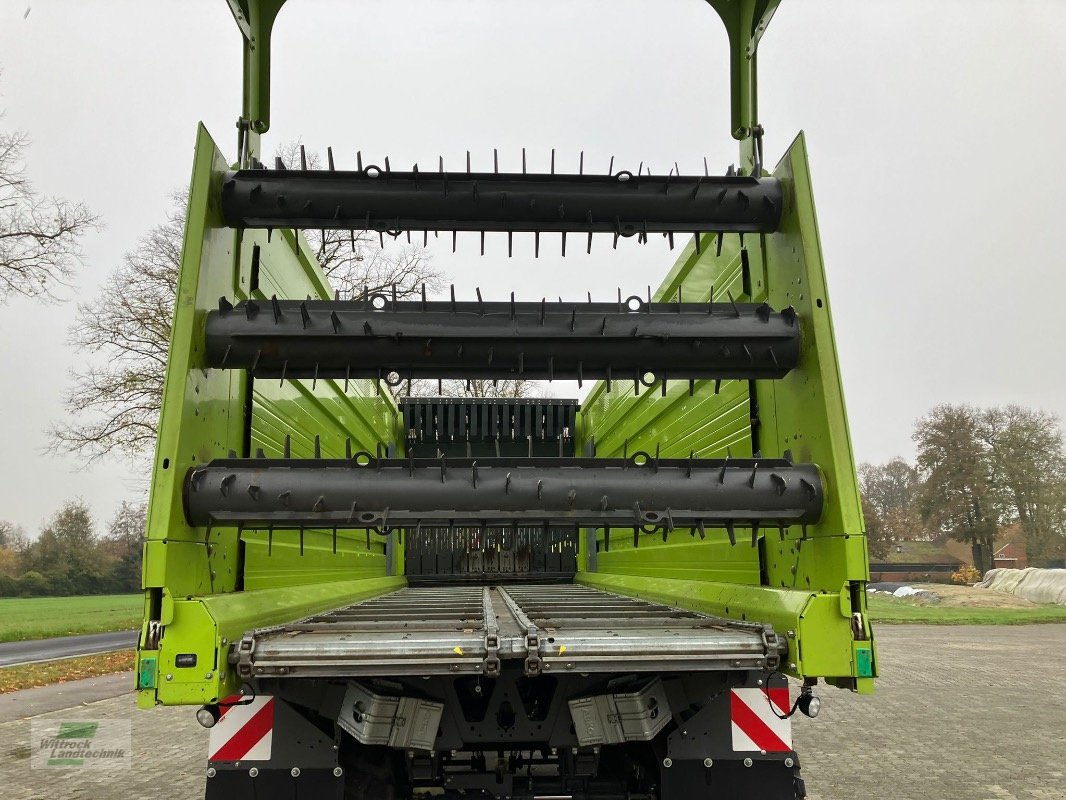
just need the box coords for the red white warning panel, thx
[730,687,793,752]
[209,695,275,762]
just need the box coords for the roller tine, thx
[218,296,234,315]
[406,230,411,244]
[749,461,759,488]
[312,363,319,390]
[299,144,307,171]
[550,148,555,174]
[727,290,741,318]
[344,364,351,392]
[421,283,427,311]
[481,231,486,256]
[534,231,540,258]
[608,155,614,174]
[714,378,722,395]
[493,148,499,173]
[522,147,527,174]
[561,231,566,257]
[606,365,612,393]
[385,156,391,174]
[452,231,457,253]
[622,438,628,462]
[696,519,706,540]
[251,348,261,374]
[279,360,287,386]
[569,307,576,332]
[423,230,428,247]
[314,434,321,458]
[437,379,443,395]
[284,434,291,459]
[726,521,736,546]
[508,232,513,257]
[466,150,471,173]
[693,232,702,254]
[716,232,725,258]
[439,155,444,172]
[346,438,353,459]
[450,284,456,311]
[577,361,583,388]
[751,523,760,548]
[357,151,363,170]
[327,146,335,171]
[579,150,584,175]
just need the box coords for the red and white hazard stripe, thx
[208,694,275,762]
[730,687,792,752]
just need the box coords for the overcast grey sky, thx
[1,0,1063,534]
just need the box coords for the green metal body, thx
[137,0,874,709]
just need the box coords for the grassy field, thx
[0,595,141,642]
[867,593,1066,624]
[0,649,134,693]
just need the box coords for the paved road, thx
[0,631,138,668]
[0,624,1063,799]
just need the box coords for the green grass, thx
[0,595,141,642]
[867,595,1066,625]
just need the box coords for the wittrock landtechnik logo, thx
[31,719,131,769]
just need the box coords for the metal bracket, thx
[234,635,256,678]
[482,587,501,677]
[497,587,542,676]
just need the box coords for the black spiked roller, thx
[206,297,800,381]
[183,456,823,531]
[220,169,783,234]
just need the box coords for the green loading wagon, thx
[137,2,876,797]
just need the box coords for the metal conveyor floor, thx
[234,584,785,679]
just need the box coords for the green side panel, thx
[138,577,403,708]
[241,529,387,589]
[139,125,400,706]
[577,132,876,687]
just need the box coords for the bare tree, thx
[51,141,443,461]
[50,191,185,459]
[859,457,932,548]
[398,378,534,400]
[978,406,1066,566]
[0,127,98,299]
[914,404,1002,574]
